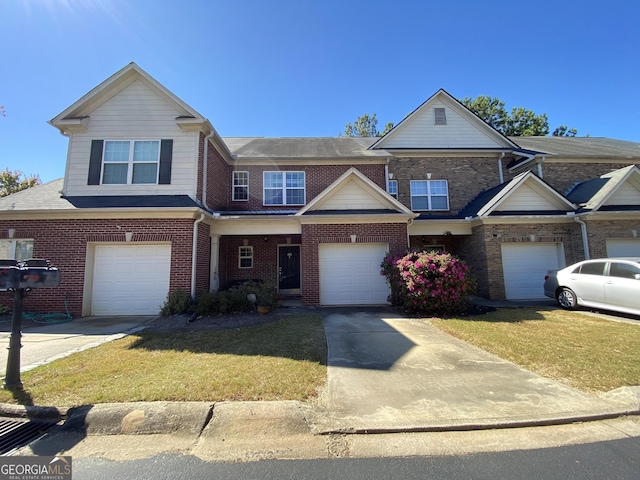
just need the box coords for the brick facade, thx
[585,219,640,258]
[0,218,195,316]
[223,164,386,212]
[300,223,408,306]
[388,156,517,214]
[218,234,302,289]
[539,162,640,195]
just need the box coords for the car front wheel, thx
[557,287,577,309]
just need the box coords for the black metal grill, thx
[0,418,56,456]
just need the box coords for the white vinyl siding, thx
[317,180,387,210]
[380,99,508,149]
[233,171,249,201]
[63,79,199,196]
[604,183,640,206]
[497,184,559,211]
[411,180,449,211]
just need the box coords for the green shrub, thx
[160,288,194,316]
[381,249,476,316]
[195,291,219,316]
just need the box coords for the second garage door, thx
[319,243,389,306]
[91,244,171,315]
[501,243,565,300]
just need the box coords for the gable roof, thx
[460,171,576,218]
[509,137,640,159]
[49,62,209,135]
[567,165,640,211]
[296,167,415,216]
[370,89,519,150]
[225,137,387,160]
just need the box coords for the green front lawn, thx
[0,315,326,406]
[430,308,640,393]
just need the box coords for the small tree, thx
[381,249,475,316]
[0,169,41,197]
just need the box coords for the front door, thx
[278,245,301,294]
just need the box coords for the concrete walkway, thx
[309,308,640,433]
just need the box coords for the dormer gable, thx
[296,167,415,216]
[370,89,518,151]
[568,165,640,211]
[476,171,576,217]
[49,62,209,135]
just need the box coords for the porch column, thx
[210,234,220,291]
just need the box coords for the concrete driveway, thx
[311,308,640,433]
[0,316,154,377]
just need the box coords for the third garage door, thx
[319,243,389,306]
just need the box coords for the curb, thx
[0,403,68,421]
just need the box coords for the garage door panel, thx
[91,244,171,315]
[319,243,389,305]
[606,239,640,257]
[502,243,564,300]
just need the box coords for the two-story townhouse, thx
[1,63,639,316]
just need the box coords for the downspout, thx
[537,156,546,179]
[202,132,216,211]
[385,161,390,193]
[191,213,206,297]
[572,214,590,260]
[497,152,505,184]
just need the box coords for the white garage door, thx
[319,243,389,305]
[606,239,640,257]
[91,244,171,315]
[501,243,565,300]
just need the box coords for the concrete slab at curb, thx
[61,402,213,436]
[192,401,329,461]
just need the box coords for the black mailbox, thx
[0,260,19,290]
[0,259,60,289]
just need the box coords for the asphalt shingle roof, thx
[223,137,387,159]
[509,136,640,158]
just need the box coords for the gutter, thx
[202,132,215,211]
[191,213,206,297]
[568,212,590,260]
[497,152,505,183]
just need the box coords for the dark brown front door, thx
[278,245,301,294]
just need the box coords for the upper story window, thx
[0,239,34,261]
[263,171,305,206]
[88,139,172,186]
[102,140,160,184]
[387,180,398,199]
[233,171,249,201]
[410,180,449,211]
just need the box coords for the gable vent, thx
[434,108,447,125]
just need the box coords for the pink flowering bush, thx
[381,249,476,316]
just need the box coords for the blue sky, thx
[1,0,639,183]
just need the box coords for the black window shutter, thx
[159,139,173,185]
[88,140,104,185]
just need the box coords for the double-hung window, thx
[102,140,160,184]
[263,171,305,206]
[387,180,398,199]
[410,180,449,211]
[233,171,249,201]
[0,239,34,262]
[239,246,253,269]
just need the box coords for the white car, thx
[544,258,640,316]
